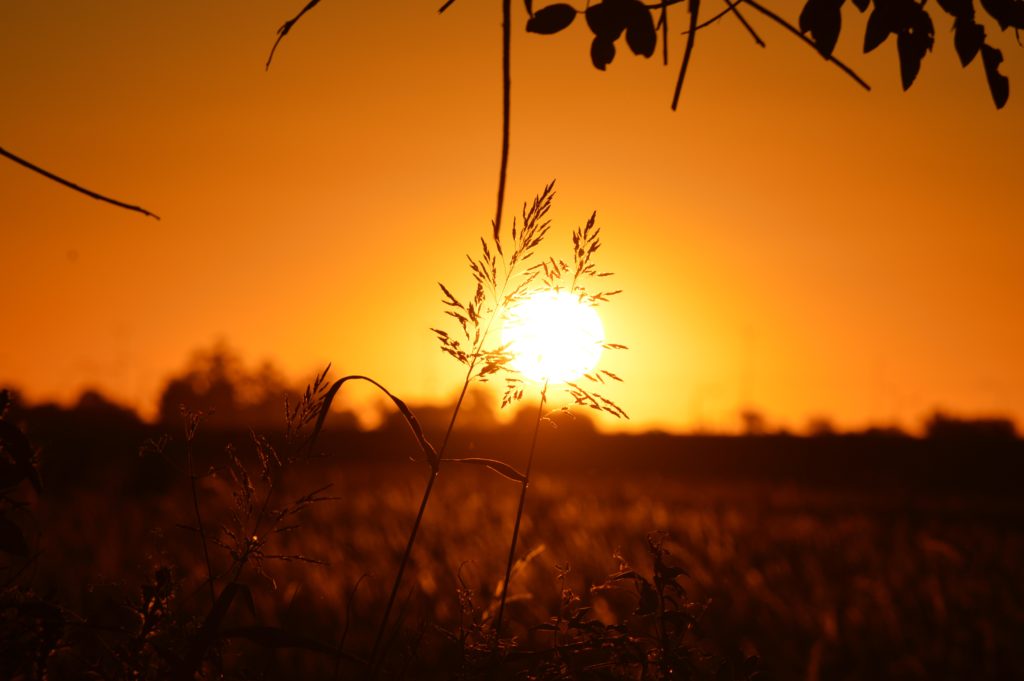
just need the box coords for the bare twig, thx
[672,0,701,110]
[723,0,765,48]
[661,4,669,65]
[1,145,158,219]
[681,3,735,33]
[741,0,870,90]
[266,0,323,70]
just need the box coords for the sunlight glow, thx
[501,290,605,384]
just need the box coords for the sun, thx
[500,290,605,384]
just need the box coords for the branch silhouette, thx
[1,146,159,220]
[266,0,323,70]
[741,0,871,91]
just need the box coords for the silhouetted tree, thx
[157,343,293,428]
[925,410,1018,441]
[739,407,766,435]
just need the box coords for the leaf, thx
[625,2,657,57]
[953,18,985,66]
[936,0,974,15]
[524,0,534,15]
[851,0,870,11]
[586,1,629,41]
[446,457,527,483]
[526,4,577,34]
[800,0,845,57]
[864,4,892,52]
[306,376,439,470]
[980,0,1024,29]
[591,37,616,70]
[896,8,934,90]
[981,43,1010,108]
[0,516,29,556]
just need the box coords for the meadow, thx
[11,409,1023,680]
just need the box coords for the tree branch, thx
[741,0,870,91]
[723,0,765,48]
[266,0,323,70]
[1,145,158,220]
[672,0,701,110]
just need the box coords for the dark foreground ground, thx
[4,409,1024,679]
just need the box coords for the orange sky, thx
[2,1,1023,434]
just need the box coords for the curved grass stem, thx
[369,363,475,676]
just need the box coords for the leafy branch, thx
[523,0,1018,108]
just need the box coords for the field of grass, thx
[20,428,1024,680]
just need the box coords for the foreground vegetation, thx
[3,391,1023,679]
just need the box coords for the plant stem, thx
[367,0,517,646]
[369,468,437,674]
[494,380,547,638]
[368,359,475,675]
[185,431,217,606]
[495,0,511,234]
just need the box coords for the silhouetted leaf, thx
[527,4,577,34]
[800,0,845,57]
[981,43,1010,108]
[446,457,527,483]
[953,18,984,66]
[625,3,657,57]
[524,0,534,16]
[896,8,934,89]
[586,1,629,41]
[852,0,870,11]
[864,5,893,52]
[980,0,1024,29]
[307,376,439,470]
[936,0,973,15]
[0,516,29,556]
[591,36,616,69]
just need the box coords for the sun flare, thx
[500,290,605,384]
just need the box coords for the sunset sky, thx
[2,0,1022,434]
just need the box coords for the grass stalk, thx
[494,380,548,638]
[369,469,438,672]
[184,421,216,606]
[368,361,476,674]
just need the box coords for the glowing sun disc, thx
[501,290,605,384]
